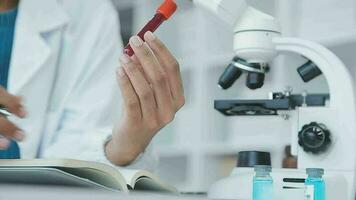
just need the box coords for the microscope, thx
[193,0,356,199]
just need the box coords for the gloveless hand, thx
[105,31,185,166]
[0,86,26,149]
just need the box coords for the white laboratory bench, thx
[0,184,207,200]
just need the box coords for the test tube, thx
[305,168,325,200]
[253,165,274,200]
[124,0,177,56]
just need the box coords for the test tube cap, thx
[237,151,271,168]
[157,0,177,19]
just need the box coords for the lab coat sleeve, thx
[81,127,158,171]
[42,0,158,172]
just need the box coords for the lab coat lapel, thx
[8,0,69,94]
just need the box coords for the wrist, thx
[104,137,144,166]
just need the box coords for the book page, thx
[0,159,128,192]
[119,168,178,193]
[0,167,111,189]
[0,159,177,193]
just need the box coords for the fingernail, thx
[116,67,125,77]
[130,36,143,47]
[120,54,131,64]
[14,130,25,141]
[144,31,156,42]
[0,138,9,149]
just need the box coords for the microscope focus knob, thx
[298,122,331,154]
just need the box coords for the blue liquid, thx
[305,178,325,200]
[253,178,273,200]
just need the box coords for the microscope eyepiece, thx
[246,72,265,90]
[218,63,243,89]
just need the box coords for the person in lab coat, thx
[0,0,184,170]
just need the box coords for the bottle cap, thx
[237,151,271,167]
[157,0,177,19]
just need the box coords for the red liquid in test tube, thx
[124,0,177,56]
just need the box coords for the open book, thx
[0,159,177,193]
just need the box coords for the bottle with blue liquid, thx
[305,168,325,200]
[253,165,274,200]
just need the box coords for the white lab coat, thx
[8,0,157,171]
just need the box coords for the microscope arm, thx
[273,37,356,113]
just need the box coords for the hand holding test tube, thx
[108,31,185,166]
[105,0,183,166]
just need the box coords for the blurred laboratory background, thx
[113,0,356,192]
